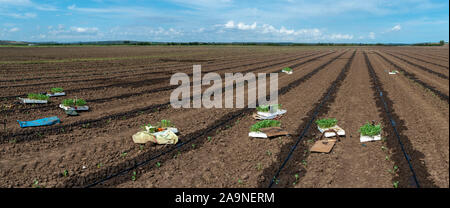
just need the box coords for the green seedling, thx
[207,136,212,142]
[97,163,103,168]
[302,160,307,167]
[192,144,196,148]
[256,104,282,112]
[256,163,262,171]
[293,173,300,185]
[63,170,69,177]
[32,179,40,188]
[50,87,64,93]
[359,122,382,137]
[238,179,243,184]
[82,123,90,128]
[250,120,281,132]
[156,162,161,168]
[121,152,127,157]
[315,118,338,129]
[282,67,292,72]
[393,181,399,188]
[62,98,87,107]
[9,139,16,144]
[27,93,49,101]
[381,146,387,151]
[273,177,279,185]
[173,151,181,159]
[139,145,144,151]
[131,171,137,181]
[266,150,272,156]
[385,156,390,161]
[393,165,399,173]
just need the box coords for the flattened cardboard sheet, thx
[310,139,337,153]
[260,127,288,137]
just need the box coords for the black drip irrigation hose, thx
[82,50,347,188]
[84,108,247,188]
[268,50,356,188]
[363,51,420,188]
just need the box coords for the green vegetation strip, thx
[62,99,87,107]
[27,93,49,101]
[359,122,382,136]
[250,120,281,132]
[315,118,337,129]
[256,104,282,112]
[51,87,64,93]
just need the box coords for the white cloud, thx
[70,27,99,33]
[9,27,19,32]
[224,21,257,30]
[328,33,353,40]
[391,24,401,31]
[369,32,376,39]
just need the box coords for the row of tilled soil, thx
[0,50,302,88]
[0,50,331,134]
[386,51,449,69]
[383,51,449,78]
[366,52,449,188]
[0,48,293,81]
[0,50,346,187]
[81,50,355,188]
[374,51,449,100]
[0,50,323,98]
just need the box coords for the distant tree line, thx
[2,40,447,46]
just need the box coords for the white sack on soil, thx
[318,125,345,138]
[132,130,178,144]
[360,134,381,142]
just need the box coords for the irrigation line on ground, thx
[384,52,448,80]
[392,51,448,69]
[2,51,335,114]
[79,51,348,188]
[267,50,356,188]
[364,51,420,188]
[374,51,449,103]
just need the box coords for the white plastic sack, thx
[59,104,89,111]
[47,92,66,97]
[318,125,345,138]
[248,132,268,138]
[360,134,381,142]
[257,109,287,118]
[19,98,48,104]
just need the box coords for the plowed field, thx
[0,46,448,188]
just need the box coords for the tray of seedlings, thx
[59,98,89,111]
[133,119,179,144]
[359,122,382,142]
[248,120,288,138]
[46,87,66,97]
[316,118,345,137]
[253,104,286,120]
[19,93,50,104]
[281,67,293,74]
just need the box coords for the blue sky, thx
[0,0,448,43]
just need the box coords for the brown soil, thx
[0,46,447,188]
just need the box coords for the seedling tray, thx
[59,104,89,111]
[318,125,345,138]
[282,70,293,74]
[46,92,66,97]
[360,134,381,142]
[19,98,48,104]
